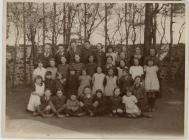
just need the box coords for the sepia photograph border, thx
[1,0,189,139]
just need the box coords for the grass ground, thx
[4,82,185,138]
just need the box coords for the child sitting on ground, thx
[110,87,124,116]
[27,75,45,113]
[92,89,109,116]
[122,87,141,118]
[79,86,94,116]
[65,94,85,117]
[51,89,67,118]
[35,89,54,117]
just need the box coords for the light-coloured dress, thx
[47,67,57,80]
[104,76,117,96]
[92,73,105,94]
[129,66,144,80]
[78,75,91,95]
[33,67,47,81]
[27,83,45,112]
[144,66,160,92]
[122,95,141,115]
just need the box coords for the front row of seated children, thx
[27,75,151,118]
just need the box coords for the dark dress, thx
[95,51,106,66]
[132,84,147,112]
[144,55,160,66]
[80,96,94,114]
[55,79,66,93]
[55,52,67,66]
[37,53,53,68]
[110,96,123,111]
[51,95,66,111]
[93,95,109,115]
[69,62,85,76]
[66,75,79,96]
[57,64,69,79]
[67,47,81,63]
[129,55,144,66]
[85,63,97,76]
[39,95,52,111]
[119,75,133,94]
[45,79,56,95]
[80,47,95,64]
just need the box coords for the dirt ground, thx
[3,82,185,138]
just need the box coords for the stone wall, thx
[6,44,185,87]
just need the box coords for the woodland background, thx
[6,3,185,88]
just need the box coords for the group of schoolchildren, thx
[26,40,160,118]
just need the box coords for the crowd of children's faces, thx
[27,41,160,118]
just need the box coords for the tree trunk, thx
[23,3,27,85]
[52,3,56,55]
[105,4,108,48]
[42,3,45,48]
[63,3,66,45]
[12,24,19,88]
[132,4,136,45]
[144,3,153,56]
[169,4,174,80]
[125,3,129,57]
[152,4,158,47]
[66,4,72,46]
[84,3,87,42]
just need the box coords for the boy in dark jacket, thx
[51,89,67,117]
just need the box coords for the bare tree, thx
[8,3,22,87]
[23,3,27,85]
[144,3,153,56]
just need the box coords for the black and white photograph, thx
[3,0,187,138]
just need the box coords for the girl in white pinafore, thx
[144,59,160,111]
[104,68,118,97]
[27,75,45,112]
[144,59,160,92]
[92,67,105,94]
